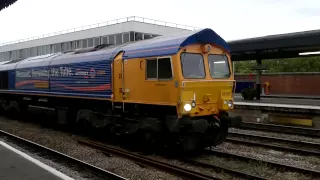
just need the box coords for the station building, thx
[0,16,196,62]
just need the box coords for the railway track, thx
[206,149,320,178]
[78,140,219,180]
[236,121,320,137]
[180,158,266,180]
[0,130,127,180]
[78,139,268,180]
[227,131,320,156]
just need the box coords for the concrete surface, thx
[234,95,320,106]
[235,93,320,100]
[0,141,72,180]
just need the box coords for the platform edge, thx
[0,141,74,180]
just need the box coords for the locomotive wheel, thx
[213,114,229,146]
[74,117,87,134]
[137,130,157,153]
[4,101,21,120]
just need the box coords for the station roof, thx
[0,0,17,11]
[228,29,320,61]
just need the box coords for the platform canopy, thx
[228,29,320,61]
[0,0,18,11]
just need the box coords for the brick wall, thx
[235,73,320,95]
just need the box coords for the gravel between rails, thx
[2,115,318,180]
[193,152,313,180]
[0,117,182,180]
[147,154,244,180]
[227,128,320,171]
[229,127,320,144]
[182,126,320,180]
[0,116,241,180]
[217,141,320,169]
[225,128,320,177]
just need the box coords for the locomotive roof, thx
[49,46,120,66]
[121,28,230,59]
[0,58,27,71]
[1,28,229,70]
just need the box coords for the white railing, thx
[0,16,198,47]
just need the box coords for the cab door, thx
[112,52,124,102]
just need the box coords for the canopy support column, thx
[256,58,262,100]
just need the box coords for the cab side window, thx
[146,59,157,79]
[158,57,172,79]
[146,57,173,80]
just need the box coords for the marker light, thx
[184,104,192,112]
[191,101,196,108]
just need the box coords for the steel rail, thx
[180,158,266,180]
[228,131,320,155]
[205,149,320,178]
[236,122,320,137]
[78,139,220,180]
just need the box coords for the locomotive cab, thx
[178,44,234,116]
[174,43,241,150]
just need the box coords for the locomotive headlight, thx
[184,104,192,112]
[223,100,233,108]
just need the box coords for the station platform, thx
[234,94,320,108]
[260,94,320,100]
[232,95,320,127]
[234,93,320,100]
[0,141,73,180]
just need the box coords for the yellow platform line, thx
[269,115,313,127]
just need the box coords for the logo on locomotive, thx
[75,68,97,79]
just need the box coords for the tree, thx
[234,56,320,73]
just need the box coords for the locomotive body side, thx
[112,54,178,105]
[14,53,60,92]
[3,50,115,99]
[49,54,112,99]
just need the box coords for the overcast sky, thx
[0,0,320,44]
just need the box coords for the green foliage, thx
[234,56,320,73]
